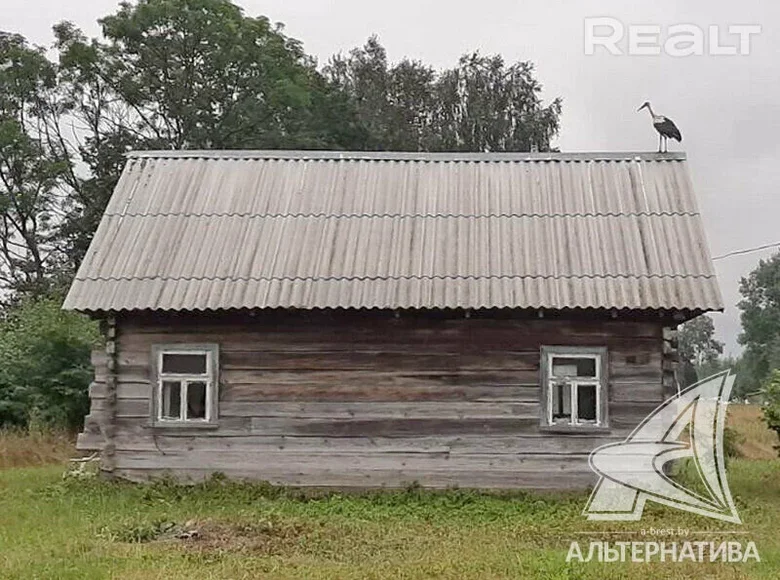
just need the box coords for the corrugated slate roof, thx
[63,150,723,312]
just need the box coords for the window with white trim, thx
[152,345,219,425]
[541,346,607,428]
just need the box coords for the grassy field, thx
[0,407,778,579]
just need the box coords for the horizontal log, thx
[115,416,252,437]
[112,433,626,455]
[113,449,595,473]
[118,339,660,361]
[222,370,538,391]
[88,382,102,398]
[91,349,107,368]
[609,382,664,403]
[113,402,543,424]
[111,397,653,432]
[249,417,542,437]
[117,322,661,352]
[90,382,150,400]
[76,431,105,451]
[219,350,540,372]
[220,401,539,419]
[120,313,662,338]
[112,466,598,490]
[96,364,148,384]
[222,382,539,403]
[115,399,150,418]
[609,401,660,430]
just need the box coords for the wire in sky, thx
[712,241,780,261]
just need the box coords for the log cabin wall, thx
[78,310,668,489]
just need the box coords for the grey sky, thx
[5,0,779,353]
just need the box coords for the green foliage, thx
[99,518,176,543]
[0,297,100,429]
[93,0,349,149]
[435,51,562,152]
[678,315,724,368]
[326,36,562,152]
[676,314,724,389]
[696,355,753,400]
[738,251,780,392]
[0,32,70,294]
[3,4,564,283]
[761,370,780,455]
[53,0,368,268]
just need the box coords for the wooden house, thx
[65,151,723,489]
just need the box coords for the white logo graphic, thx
[584,18,761,57]
[585,371,740,524]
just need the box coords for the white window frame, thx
[541,346,608,429]
[151,344,219,427]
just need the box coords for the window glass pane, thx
[162,353,207,374]
[161,381,182,419]
[552,357,597,378]
[577,384,598,422]
[552,382,572,421]
[187,381,207,420]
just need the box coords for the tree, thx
[0,32,70,296]
[738,252,780,393]
[326,37,562,153]
[677,315,724,388]
[53,0,368,268]
[325,37,437,151]
[2,8,565,292]
[435,52,562,152]
[78,0,356,150]
[678,314,724,369]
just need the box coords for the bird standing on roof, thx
[638,102,682,153]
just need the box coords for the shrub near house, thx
[0,298,99,429]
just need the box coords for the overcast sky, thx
[5,0,779,353]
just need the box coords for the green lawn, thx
[0,460,778,579]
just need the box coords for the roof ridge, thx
[74,274,718,282]
[102,211,702,218]
[127,150,687,162]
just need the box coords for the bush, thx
[0,297,101,430]
[762,370,780,456]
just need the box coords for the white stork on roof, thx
[638,102,682,153]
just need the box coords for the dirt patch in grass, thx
[186,518,311,554]
[729,404,778,460]
[0,428,76,469]
[106,517,313,556]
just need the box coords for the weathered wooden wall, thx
[78,310,667,489]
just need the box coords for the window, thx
[541,346,607,428]
[152,345,219,426]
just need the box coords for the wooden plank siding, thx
[78,311,666,489]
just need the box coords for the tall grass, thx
[729,404,778,460]
[0,427,75,469]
